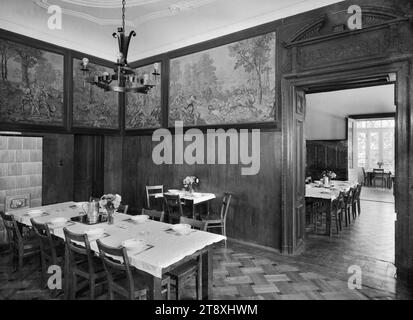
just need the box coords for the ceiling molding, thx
[59,0,163,8]
[33,0,135,26]
[33,0,218,28]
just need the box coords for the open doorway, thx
[304,85,396,269]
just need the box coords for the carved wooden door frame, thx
[280,59,411,257]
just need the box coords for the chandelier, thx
[80,0,159,94]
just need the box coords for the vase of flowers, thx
[99,194,121,225]
[183,176,199,194]
[377,161,384,169]
[321,170,337,186]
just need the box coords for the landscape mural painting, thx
[73,58,119,129]
[126,62,161,129]
[169,32,276,126]
[0,39,64,125]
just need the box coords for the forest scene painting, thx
[126,63,161,129]
[169,32,276,126]
[73,58,118,129]
[0,39,64,125]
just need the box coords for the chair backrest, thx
[30,218,58,264]
[179,216,206,231]
[163,193,183,220]
[343,188,354,207]
[142,208,164,222]
[220,193,232,221]
[96,239,135,299]
[361,167,366,176]
[0,211,22,245]
[63,227,96,275]
[4,194,31,213]
[117,204,129,215]
[373,169,385,178]
[355,184,362,200]
[145,185,163,209]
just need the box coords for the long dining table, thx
[10,201,226,300]
[305,180,359,236]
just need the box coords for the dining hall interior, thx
[1,0,413,301]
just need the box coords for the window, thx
[356,119,395,171]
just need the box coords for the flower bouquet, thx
[321,171,336,186]
[99,194,121,224]
[377,161,384,169]
[183,176,199,193]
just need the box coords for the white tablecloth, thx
[305,181,358,201]
[155,191,216,205]
[10,202,225,278]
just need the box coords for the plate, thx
[122,239,146,251]
[168,189,180,194]
[85,228,104,236]
[49,217,68,227]
[171,223,191,235]
[131,215,149,223]
[27,209,44,217]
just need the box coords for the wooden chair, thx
[145,185,164,209]
[0,211,39,276]
[117,204,129,215]
[351,184,362,218]
[342,188,354,227]
[372,169,387,188]
[141,208,165,222]
[96,239,171,300]
[166,216,205,300]
[361,168,370,186]
[30,218,67,296]
[331,193,344,235]
[4,194,31,213]
[180,216,207,231]
[164,193,184,224]
[202,193,232,244]
[63,227,106,300]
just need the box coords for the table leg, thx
[149,276,163,300]
[327,201,332,237]
[200,248,213,300]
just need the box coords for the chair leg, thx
[335,212,340,234]
[70,273,77,300]
[357,200,361,216]
[90,278,95,300]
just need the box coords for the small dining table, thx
[305,180,358,236]
[365,169,393,188]
[10,201,225,300]
[154,191,216,218]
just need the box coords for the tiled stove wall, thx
[0,136,42,212]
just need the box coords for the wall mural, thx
[0,39,64,125]
[72,58,119,129]
[126,63,162,129]
[169,32,276,126]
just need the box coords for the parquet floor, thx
[1,188,412,300]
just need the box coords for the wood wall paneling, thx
[42,134,74,205]
[122,131,282,249]
[306,140,348,181]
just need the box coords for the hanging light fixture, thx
[80,0,159,93]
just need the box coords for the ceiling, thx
[0,0,344,62]
[307,85,396,118]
